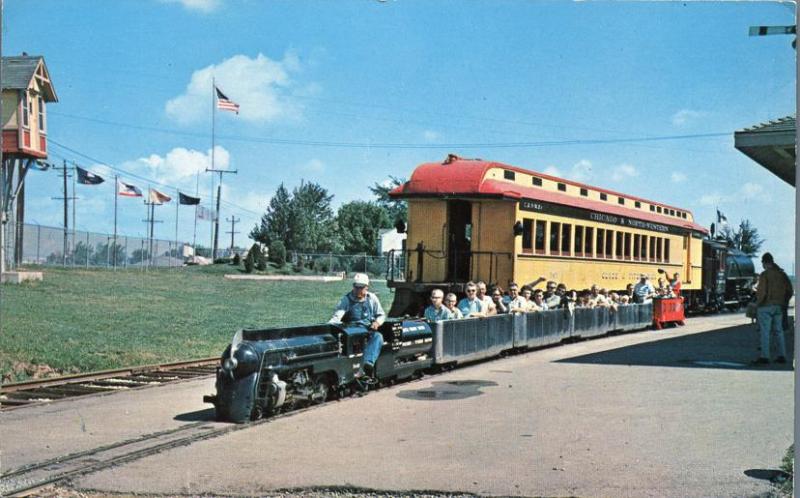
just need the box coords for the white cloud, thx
[542,165,561,177]
[611,163,638,182]
[671,109,706,126]
[670,172,687,183]
[161,0,221,13]
[299,158,325,173]
[165,52,305,125]
[699,193,724,206]
[423,130,440,142]
[570,159,593,182]
[119,146,230,189]
[740,182,764,199]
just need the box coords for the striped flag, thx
[215,86,240,114]
[118,180,143,197]
[149,188,172,205]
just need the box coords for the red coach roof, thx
[390,156,708,234]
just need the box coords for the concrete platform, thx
[54,313,791,497]
[224,273,345,282]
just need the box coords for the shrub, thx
[243,252,255,273]
[268,240,286,267]
[232,253,241,266]
[293,257,305,273]
[213,258,228,264]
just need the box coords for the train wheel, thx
[312,377,331,404]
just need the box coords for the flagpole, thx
[174,188,179,267]
[192,171,199,251]
[71,163,76,265]
[210,77,216,257]
[113,174,118,270]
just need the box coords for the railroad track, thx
[0,367,439,497]
[0,357,219,411]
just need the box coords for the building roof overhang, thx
[734,116,795,186]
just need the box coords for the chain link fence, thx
[4,222,188,269]
[288,252,406,280]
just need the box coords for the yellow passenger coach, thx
[387,155,708,316]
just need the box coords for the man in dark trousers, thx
[753,252,792,365]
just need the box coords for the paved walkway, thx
[2,313,793,497]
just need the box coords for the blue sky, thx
[5,0,796,266]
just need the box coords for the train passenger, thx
[476,281,497,316]
[668,272,682,296]
[329,273,385,378]
[504,282,527,313]
[590,285,609,307]
[424,289,454,322]
[625,283,635,301]
[520,285,534,305]
[753,252,792,365]
[490,286,509,314]
[544,281,561,308]
[633,275,656,303]
[444,293,464,319]
[458,282,486,317]
[529,289,548,311]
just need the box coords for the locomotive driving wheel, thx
[311,376,331,404]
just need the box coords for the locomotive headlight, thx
[229,344,259,378]
[223,357,238,372]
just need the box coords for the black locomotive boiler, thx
[204,319,432,423]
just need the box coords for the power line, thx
[46,111,731,150]
[47,139,261,217]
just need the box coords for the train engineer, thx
[329,273,385,377]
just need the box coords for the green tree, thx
[291,181,338,252]
[336,201,392,253]
[370,176,407,224]
[720,219,764,257]
[268,240,286,266]
[92,242,126,266]
[243,251,255,273]
[250,183,293,247]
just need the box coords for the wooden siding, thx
[406,200,448,282]
[471,200,515,286]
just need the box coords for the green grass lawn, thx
[0,264,391,382]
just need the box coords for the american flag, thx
[215,86,240,114]
[117,180,143,197]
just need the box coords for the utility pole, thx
[225,216,240,254]
[51,161,76,266]
[206,168,236,260]
[142,200,162,268]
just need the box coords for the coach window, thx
[522,219,533,254]
[633,234,640,260]
[618,197,625,205]
[557,183,567,192]
[504,170,515,181]
[624,232,632,260]
[550,222,561,255]
[641,235,648,260]
[635,201,641,208]
[574,226,584,257]
[532,177,543,186]
[664,239,671,262]
[561,224,571,255]
[584,227,593,257]
[600,193,607,201]
[649,236,656,261]
[656,237,662,262]
[596,229,605,259]
[656,206,662,214]
[605,229,614,258]
[580,188,588,197]
[650,205,655,212]
[535,220,546,254]
[615,231,623,259]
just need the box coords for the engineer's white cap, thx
[353,273,370,287]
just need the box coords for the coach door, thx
[447,200,472,282]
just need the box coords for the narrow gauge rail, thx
[0,357,218,411]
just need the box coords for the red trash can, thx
[653,297,685,329]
